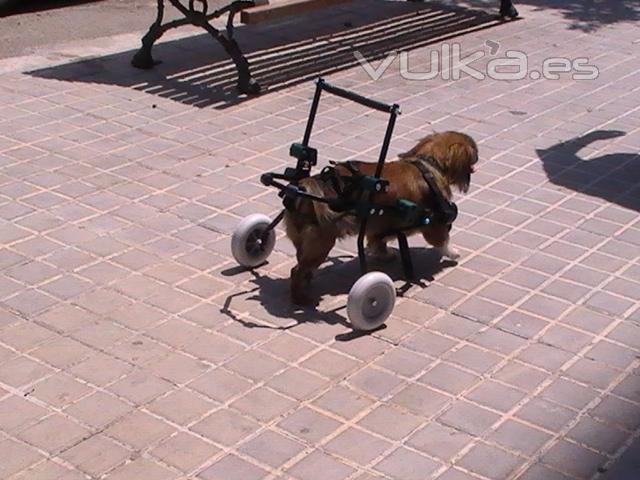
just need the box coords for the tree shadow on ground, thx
[27,0,512,109]
[525,0,640,31]
[220,247,454,336]
[537,130,640,212]
[462,0,640,31]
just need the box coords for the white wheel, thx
[347,271,396,331]
[231,214,276,268]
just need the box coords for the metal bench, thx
[131,0,518,95]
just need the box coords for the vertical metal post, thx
[357,103,400,276]
[374,104,400,178]
[397,232,414,281]
[357,223,368,274]
[302,78,325,147]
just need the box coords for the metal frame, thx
[131,0,518,96]
[259,78,435,281]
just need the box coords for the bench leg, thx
[132,0,165,69]
[224,38,261,95]
[200,22,261,95]
[499,0,518,18]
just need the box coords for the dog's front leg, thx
[422,225,460,261]
[438,240,460,261]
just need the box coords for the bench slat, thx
[240,0,352,24]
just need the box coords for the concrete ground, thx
[0,0,163,59]
[0,1,639,479]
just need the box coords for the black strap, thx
[409,156,458,225]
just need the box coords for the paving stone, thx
[239,429,305,468]
[103,457,177,480]
[10,460,86,480]
[0,395,47,433]
[106,410,175,450]
[278,406,342,443]
[567,417,628,455]
[108,369,173,405]
[465,380,526,413]
[325,427,392,466]
[374,447,441,480]
[437,468,482,480]
[148,389,216,426]
[68,352,132,386]
[302,349,361,379]
[188,368,253,403]
[518,464,575,480]
[152,432,219,472]
[418,362,480,395]
[407,422,473,461]
[18,414,90,454]
[438,401,500,436]
[590,395,640,431]
[497,311,549,339]
[390,383,451,418]
[0,438,43,479]
[458,443,525,480]
[444,345,503,375]
[0,356,54,387]
[565,358,620,390]
[312,385,375,420]
[64,390,132,429]
[541,440,607,479]
[61,434,130,477]
[489,420,552,456]
[540,325,594,353]
[349,366,405,398]
[0,321,55,351]
[30,337,93,369]
[515,398,575,433]
[470,328,527,355]
[403,329,459,357]
[231,386,297,422]
[612,372,640,403]
[517,343,573,372]
[358,404,423,441]
[191,408,260,446]
[287,450,355,480]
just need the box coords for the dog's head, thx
[399,131,479,193]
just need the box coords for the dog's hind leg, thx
[421,225,460,261]
[290,226,337,305]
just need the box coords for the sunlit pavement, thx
[0,1,639,479]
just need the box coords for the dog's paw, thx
[439,247,460,261]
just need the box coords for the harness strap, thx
[409,156,458,225]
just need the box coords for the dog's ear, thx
[399,133,436,158]
[446,141,478,192]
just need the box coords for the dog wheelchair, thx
[231,78,458,331]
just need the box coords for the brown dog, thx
[285,131,478,305]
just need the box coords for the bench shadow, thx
[537,130,640,213]
[219,246,453,335]
[27,0,512,110]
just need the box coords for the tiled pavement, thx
[1,1,639,479]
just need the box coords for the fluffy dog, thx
[285,131,478,305]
